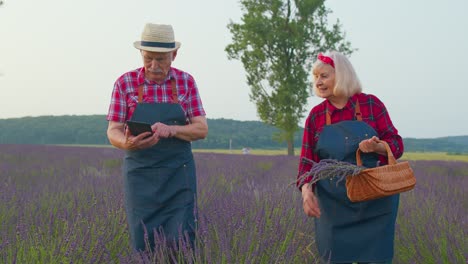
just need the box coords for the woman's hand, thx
[302,185,321,218]
[124,128,159,150]
[359,136,387,155]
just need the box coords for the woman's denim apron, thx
[123,79,197,251]
[314,101,399,263]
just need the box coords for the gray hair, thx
[312,51,362,97]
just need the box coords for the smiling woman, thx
[298,51,404,264]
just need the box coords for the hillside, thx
[0,115,300,150]
[0,115,467,153]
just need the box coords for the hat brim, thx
[133,41,181,52]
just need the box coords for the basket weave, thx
[346,140,416,202]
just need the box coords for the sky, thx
[0,0,467,139]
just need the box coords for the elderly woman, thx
[297,51,404,264]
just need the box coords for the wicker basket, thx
[346,140,416,202]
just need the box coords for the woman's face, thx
[313,65,335,99]
[141,50,176,83]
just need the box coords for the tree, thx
[226,0,353,156]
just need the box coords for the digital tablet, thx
[126,121,153,136]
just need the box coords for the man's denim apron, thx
[314,100,399,263]
[123,79,196,251]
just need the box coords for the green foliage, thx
[0,115,109,145]
[2,115,468,153]
[0,115,303,149]
[404,136,468,153]
[226,0,353,155]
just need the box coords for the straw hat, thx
[133,23,181,52]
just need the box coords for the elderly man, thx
[106,23,208,252]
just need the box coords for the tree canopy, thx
[226,0,353,155]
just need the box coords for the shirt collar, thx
[326,94,359,114]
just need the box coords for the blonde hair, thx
[312,51,362,97]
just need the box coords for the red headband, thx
[317,53,335,68]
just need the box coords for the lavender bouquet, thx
[297,158,366,189]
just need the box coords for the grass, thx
[58,144,468,162]
[401,152,468,162]
[194,149,468,162]
[57,145,290,156]
[192,148,289,156]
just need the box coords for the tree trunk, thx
[287,138,295,156]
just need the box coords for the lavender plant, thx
[297,158,365,188]
[0,144,466,263]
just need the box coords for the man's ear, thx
[172,50,178,61]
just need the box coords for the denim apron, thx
[314,100,399,263]
[123,79,197,251]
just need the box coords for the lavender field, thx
[0,144,466,264]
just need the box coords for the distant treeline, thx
[0,115,467,153]
[0,115,301,150]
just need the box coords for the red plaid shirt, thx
[106,67,206,123]
[297,93,404,189]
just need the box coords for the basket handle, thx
[356,139,397,166]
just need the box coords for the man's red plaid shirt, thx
[106,67,206,123]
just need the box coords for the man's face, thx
[141,50,175,83]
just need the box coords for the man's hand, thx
[152,122,176,138]
[124,128,159,150]
[302,185,321,218]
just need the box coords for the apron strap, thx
[137,79,178,103]
[171,79,178,103]
[326,99,362,125]
[354,99,362,121]
[138,84,144,103]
